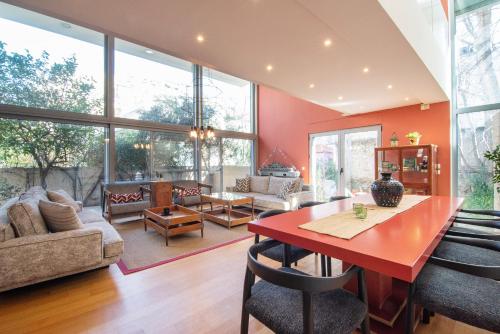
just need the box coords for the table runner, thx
[299,195,431,240]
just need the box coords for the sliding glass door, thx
[310,126,381,200]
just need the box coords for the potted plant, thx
[390,132,399,147]
[405,131,422,145]
[484,145,500,193]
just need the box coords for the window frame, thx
[0,3,257,185]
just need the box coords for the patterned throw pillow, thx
[181,187,201,197]
[233,177,250,192]
[110,192,143,204]
[292,178,303,193]
[277,180,296,200]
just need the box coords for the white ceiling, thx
[5,0,449,114]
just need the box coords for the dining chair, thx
[299,201,326,209]
[254,209,313,268]
[241,239,370,334]
[433,235,500,266]
[405,249,500,333]
[329,195,350,202]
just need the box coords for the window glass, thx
[114,39,194,125]
[455,3,500,107]
[202,68,252,133]
[152,132,195,181]
[0,3,104,114]
[115,128,151,181]
[201,139,222,192]
[0,118,106,206]
[457,109,500,209]
[222,138,252,190]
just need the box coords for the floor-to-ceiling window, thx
[0,2,256,206]
[453,0,500,209]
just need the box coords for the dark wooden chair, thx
[171,180,213,211]
[241,238,370,334]
[101,181,152,223]
[329,195,350,202]
[405,238,500,334]
[299,201,326,209]
[254,210,314,269]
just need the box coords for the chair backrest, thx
[298,201,325,209]
[172,180,199,188]
[247,239,360,293]
[257,209,288,219]
[329,195,350,202]
[104,181,149,194]
[459,208,500,218]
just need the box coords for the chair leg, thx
[327,257,332,277]
[320,255,326,277]
[405,282,416,334]
[302,292,314,334]
[358,269,370,334]
[422,308,431,324]
[241,268,254,334]
[283,244,291,267]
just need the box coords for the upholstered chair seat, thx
[245,267,367,334]
[415,263,500,333]
[260,244,313,264]
[433,240,500,266]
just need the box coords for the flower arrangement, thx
[405,131,422,145]
[390,132,399,147]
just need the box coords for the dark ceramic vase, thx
[371,172,404,207]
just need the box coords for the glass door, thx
[310,126,381,200]
[310,133,340,201]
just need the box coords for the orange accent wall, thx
[258,86,451,196]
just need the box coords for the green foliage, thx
[0,42,102,113]
[484,145,500,186]
[462,167,494,210]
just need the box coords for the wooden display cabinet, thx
[375,144,438,195]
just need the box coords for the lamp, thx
[189,125,215,140]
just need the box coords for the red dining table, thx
[247,195,463,334]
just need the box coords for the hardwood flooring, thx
[0,238,493,334]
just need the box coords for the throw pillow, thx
[267,176,292,195]
[38,200,84,233]
[233,177,250,192]
[292,178,303,193]
[47,189,82,212]
[110,192,144,204]
[249,176,270,193]
[181,187,201,197]
[277,180,296,200]
[7,200,49,237]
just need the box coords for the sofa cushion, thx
[0,197,19,242]
[234,177,250,192]
[277,180,297,200]
[110,200,150,215]
[250,176,270,193]
[19,186,49,202]
[39,200,84,232]
[267,176,295,195]
[47,189,82,212]
[110,191,144,204]
[8,200,49,237]
[252,193,290,211]
[84,222,124,258]
[78,208,105,224]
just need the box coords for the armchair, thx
[172,180,213,210]
[101,181,152,223]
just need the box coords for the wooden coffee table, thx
[201,192,254,229]
[143,205,203,246]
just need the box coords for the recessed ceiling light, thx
[196,34,205,43]
[323,39,332,47]
[363,67,369,73]
[387,84,393,89]
[266,64,273,71]
[145,49,154,54]
[338,96,343,100]
[309,83,315,88]
[404,97,409,101]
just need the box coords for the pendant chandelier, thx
[189,125,215,140]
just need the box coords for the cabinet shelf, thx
[375,144,438,195]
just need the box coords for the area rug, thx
[114,220,253,274]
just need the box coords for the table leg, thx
[251,199,254,219]
[165,224,169,247]
[144,218,147,231]
[405,282,415,334]
[201,216,204,238]
[283,244,291,267]
[227,203,232,229]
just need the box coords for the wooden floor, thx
[0,238,492,334]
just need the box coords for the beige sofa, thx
[0,187,123,292]
[227,176,313,211]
